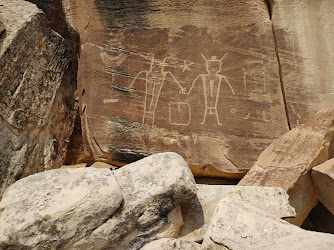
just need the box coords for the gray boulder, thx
[0,168,123,249]
[0,0,76,198]
[202,197,334,249]
[140,238,201,250]
[179,185,296,242]
[73,152,197,249]
[0,152,196,249]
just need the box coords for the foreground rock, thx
[0,153,196,249]
[239,107,334,225]
[179,185,295,242]
[141,238,200,250]
[202,197,334,249]
[271,0,334,127]
[73,152,196,249]
[0,0,76,197]
[312,159,334,215]
[0,168,123,249]
[63,0,290,178]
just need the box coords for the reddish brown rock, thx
[63,111,89,164]
[312,159,334,215]
[239,107,334,226]
[271,0,334,127]
[64,0,290,177]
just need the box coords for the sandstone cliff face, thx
[62,0,334,177]
[272,0,334,127]
[0,1,76,197]
[64,0,291,177]
[2,0,332,184]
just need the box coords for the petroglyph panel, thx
[65,0,290,177]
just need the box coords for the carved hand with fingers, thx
[179,86,188,95]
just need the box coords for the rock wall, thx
[62,0,334,178]
[2,0,333,192]
[271,0,334,127]
[63,0,289,178]
[0,1,76,197]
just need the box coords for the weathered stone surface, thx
[63,0,290,177]
[202,197,334,250]
[0,153,194,249]
[179,185,295,242]
[140,238,201,250]
[271,0,334,127]
[26,0,81,167]
[0,168,123,249]
[238,107,334,225]
[312,159,334,215]
[0,20,4,36]
[113,206,184,250]
[73,152,196,249]
[154,205,184,239]
[27,0,74,42]
[0,0,76,197]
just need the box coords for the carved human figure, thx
[130,54,186,126]
[187,54,235,125]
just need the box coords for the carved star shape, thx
[182,60,193,72]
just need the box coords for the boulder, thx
[0,168,123,249]
[0,152,195,249]
[153,205,184,239]
[202,197,334,249]
[312,159,334,215]
[26,0,74,42]
[271,0,334,127]
[72,152,196,249]
[0,0,76,197]
[238,107,334,225]
[179,185,295,242]
[140,238,201,250]
[26,0,81,165]
[63,0,290,178]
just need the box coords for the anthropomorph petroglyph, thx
[187,54,235,125]
[130,53,187,126]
